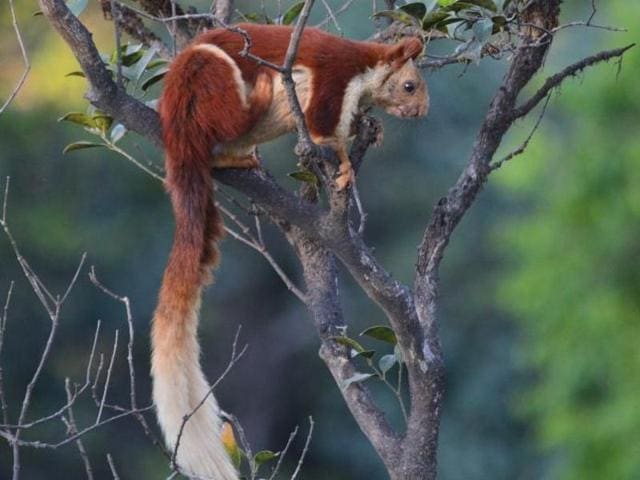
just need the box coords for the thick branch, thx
[407,2,563,477]
[287,228,401,470]
[415,0,562,303]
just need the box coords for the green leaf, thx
[230,448,243,469]
[93,114,113,133]
[33,10,43,16]
[66,0,88,17]
[110,124,126,144]
[465,0,498,11]
[438,0,456,6]
[399,2,427,20]
[379,354,397,374]
[438,16,466,27]
[360,326,397,345]
[444,1,478,12]
[352,349,376,360]
[122,50,145,67]
[491,14,507,33]
[58,112,96,128]
[243,12,274,24]
[132,47,158,81]
[141,68,169,91]
[110,44,144,66]
[65,71,86,78]
[254,450,279,465]
[373,10,420,27]
[288,169,319,185]
[340,373,375,391]
[62,141,106,154]
[331,336,367,354]
[282,2,304,25]
[146,58,169,70]
[422,11,449,29]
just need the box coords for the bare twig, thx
[218,204,308,303]
[0,282,14,426]
[267,426,298,480]
[1,0,31,115]
[513,44,635,121]
[89,269,137,411]
[315,0,357,28]
[7,405,154,450]
[552,21,626,33]
[63,379,95,480]
[318,0,342,33]
[96,330,119,425]
[101,133,165,182]
[2,177,10,225]
[89,268,156,441]
[281,0,316,148]
[212,0,234,23]
[290,417,314,480]
[0,181,87,479]
[491,93,552,171]
[107,453,121,480]
[0,321,100,431]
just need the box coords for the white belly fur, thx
[220,67,312,156]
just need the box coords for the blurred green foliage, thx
[496,3,640,480]
[0,0,637,479]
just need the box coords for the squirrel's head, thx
[374,37,429,119]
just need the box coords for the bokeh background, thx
[0,1,638,479]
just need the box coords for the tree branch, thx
[512,43,635,120]
[287,227,401,470]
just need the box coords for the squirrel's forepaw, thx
[335,164,355,191]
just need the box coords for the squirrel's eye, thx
[403,81,416,93]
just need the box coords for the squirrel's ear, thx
[386,36,424,68]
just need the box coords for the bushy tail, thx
[152,42,273,479]
[151,157,234,479]
[151,46,238,480]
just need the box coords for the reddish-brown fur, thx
[155,23,423,338]
[152,24,425,478]
[195,24,422,137]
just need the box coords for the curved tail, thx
[151,118,234,479]
[152,42,272,479]
[151,46,241,480]
[151,152,232,479]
